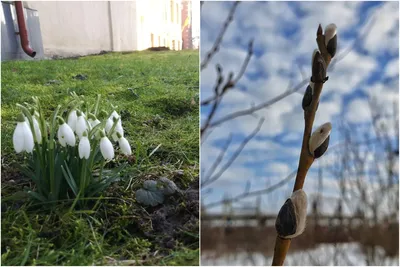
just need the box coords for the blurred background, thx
[200,1,399,265]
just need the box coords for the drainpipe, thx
[15,1,36,57]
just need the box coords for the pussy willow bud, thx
[317,24,323,36]
[275,189,308,239]
[311,50,328,83]
[324,23,337,58]
[309,122,332,158]
[302,82,314,110]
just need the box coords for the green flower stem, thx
[94,94,101,116]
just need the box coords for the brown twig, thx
[272,24,333,266]
[202,117,265,187]
[203,133,233,182]
[204,169,296,209]
[200,1,240,71]
[208,78,309,129]
[201,40,254,137]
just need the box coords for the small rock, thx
[159,177,179,196]
[45,79,61,86]
[72,74,87,80]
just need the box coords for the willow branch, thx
[272,24,333,266]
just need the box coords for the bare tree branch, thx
[205,169,296,209]
[200,1,240,71]
[209,78,309,129]
[202,117,265,187]
[203,133,233,182]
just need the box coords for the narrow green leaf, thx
[61,163,78,196]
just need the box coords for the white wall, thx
[24,1,183,57]
[26,1,112,57]
[109,1,138,51]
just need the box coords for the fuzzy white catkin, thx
[285,189,308,239]
[309,122,332,155]
[324,23,337,46]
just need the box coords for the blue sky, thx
[200,1,399,215]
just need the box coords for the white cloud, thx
[267,162,290,175]
[384,58,399,78]
[362,1,399,55]
[346,98,371,123]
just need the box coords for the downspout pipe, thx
[15,1,36,57]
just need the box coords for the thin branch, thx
[200,1,240,71]
[203,133,233,182]
[202,117,265,187]
[201,40,254,137]
[209,78,308,129]
[204,170,296,209]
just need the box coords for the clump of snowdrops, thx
[12,92,132,207]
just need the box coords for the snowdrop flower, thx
[100,130,114,160]
[105,111,123,134]
[75,110,88,139]
[25,114,42,144]
[32,116,42,144]
[111,123,124,142]
[57,117,76,147]
[67,110,78,132]
[87,113,101,129]
[13,113,34,153]
[105,111,124,141]
[78,131,91,159]
[116,132,131,155]
[309,122,331,158]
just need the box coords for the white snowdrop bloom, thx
[88,118,101,128]
[111,123,124,142]
[78,133,91,159]
[100,132,114,160]
[117,133,131,155]
[105,111,122,134]
[24,115,42,144]
[32,117,42,144]
[75,113,88,139]
[13,114,34,153]
[67,110,78,132]
[57,119,76,147]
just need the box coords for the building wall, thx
[21,0,182,58]
[109,1,138,51]
[25,1,112,57]
[1,2,44,60]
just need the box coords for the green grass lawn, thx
[1,50,199,266]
